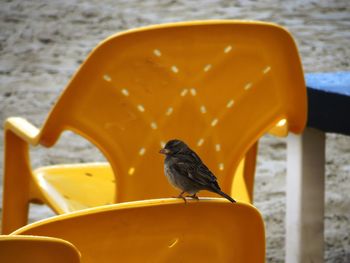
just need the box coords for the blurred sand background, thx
[0,0,349,262]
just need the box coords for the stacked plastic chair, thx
[10,199,265,262]
[0,235,80,263]
[1,20,306,262]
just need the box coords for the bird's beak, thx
[159,148,170,154]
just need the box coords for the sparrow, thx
[159,139,236,203]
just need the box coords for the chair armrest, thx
[4,117,40,145]
[2,117,41,233]
[268,118,289,137]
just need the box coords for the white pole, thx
[286,128,325,263]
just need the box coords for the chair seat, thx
[32,163,115,213]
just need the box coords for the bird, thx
[159,139,236,203]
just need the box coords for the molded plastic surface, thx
[34,163,115,213]
[0,235,80,263]
[2,20,306,233]
[12,199,265,263]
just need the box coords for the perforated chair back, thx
[37,21,306,202]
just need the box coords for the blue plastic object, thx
[306,72,350,135]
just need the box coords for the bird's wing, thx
[195,162,221,190]
[174,153,221,190]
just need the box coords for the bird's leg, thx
[187,194,199,200]
[177,191,187,203]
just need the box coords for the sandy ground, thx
[0,0,349,262]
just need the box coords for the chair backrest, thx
[12,199,265,263]
[38,21,306,202]
[0,235,80,263]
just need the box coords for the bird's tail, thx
[216,190,236,203]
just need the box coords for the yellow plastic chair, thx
[2,20,306,234]
[11,199,265,263]
[0,235,80,263]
